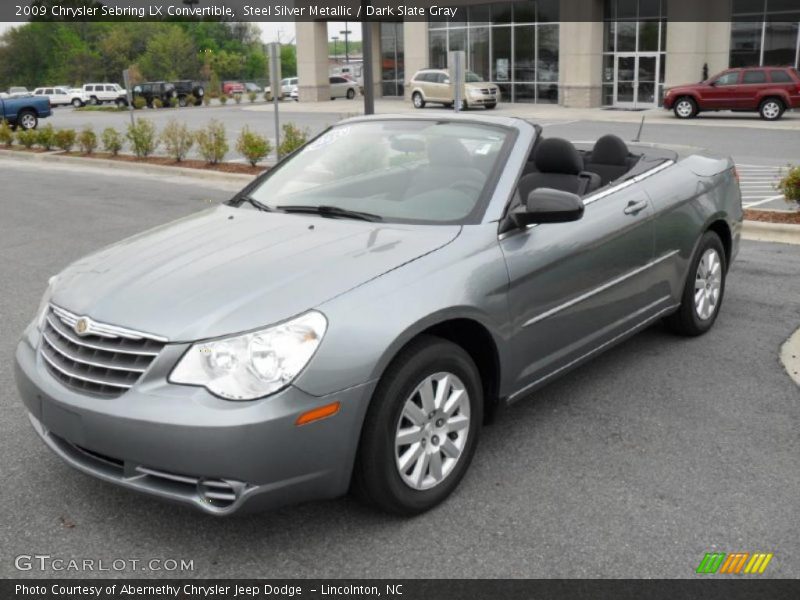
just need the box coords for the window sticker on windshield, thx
[307,127,351,151]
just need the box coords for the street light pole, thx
[340,27,352,64]
[362,17,374,115]
[331,36,339,63]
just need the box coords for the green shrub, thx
[132,97,146,110]
[78,126,97,154]
[263,90,272,102]
[169,96,179,108]
[219,94,228,105]
[152,98,163,109]
[54,128,77,152]
[195,119,228,164]
[233,93,242,104]
[0,120,14,147]
[778,165,800,203]
[16,128,37,149]
[202,94,211,106]
[160,119,193,162]
[36,123,56,150]
[236,127,272,167]
[101,127,123,155]
[126,118,157,158]
[277,122,309,158]
[186,94,197,107]
[247,91,258,103]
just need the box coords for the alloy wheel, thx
[694,248,722,320]
[394,372,471,491]
[676,100,693,118]
[20,113,36,130]
[762,101,780,120]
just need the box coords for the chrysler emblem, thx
[74,318,89,335]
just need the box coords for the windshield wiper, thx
[234,195,279,212]
[276,205,383,222]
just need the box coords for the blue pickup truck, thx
[0,94,52,130]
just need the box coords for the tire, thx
[115,99,125,108]
[664,231,727,336]
[673,97,697,119]
[17,110,37,130]
[352,335,483,515]
[485,103,497,110]
[71,98,83,108]
[89,96,99,106]
[346,88,355,99]
[178,96,187,108]
[759,97,784,121]
[412,92,425,109]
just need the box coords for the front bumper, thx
[14,329,375,515]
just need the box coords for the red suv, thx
[664,67,800,121]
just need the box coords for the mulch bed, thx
[745,208,800,225]
[61,152,267,175]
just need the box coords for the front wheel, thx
[71,98,83,108]
[673,97,697,119]
[485,103,497,110]
[759,98,784,121]
[346,88,355,99]
[17,110,37,130]
[353,335,483,515]
[412,92,425,109]
[664,231,727,336]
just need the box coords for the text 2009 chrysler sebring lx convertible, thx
[15,115,742,515]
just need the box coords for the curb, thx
[0,149,257,185]
[780,327,800,388]
[741,220,800,245]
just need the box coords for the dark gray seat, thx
[583,134,634,186]
[518,138,601,199]
[404,137,485,199]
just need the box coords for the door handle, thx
[623,199,648,215]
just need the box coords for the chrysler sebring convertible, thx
[15,115,742,515]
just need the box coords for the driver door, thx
[499,181,660,398]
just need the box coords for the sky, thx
[0,21,363,44]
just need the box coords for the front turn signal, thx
[296,401,341,426]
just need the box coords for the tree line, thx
[0,21,298,90]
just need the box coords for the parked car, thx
[132,82,177,107]
[0,93,51,129]
[33,87,72,107]
[15,115,742,516]
[67,88,88,107]
[7,87,30,98]
[172,80,205,106]
[245,82,262,93]
[82,83,128,106]
[289,86,299,101]
[409,68,499,110]
[329,75,358,100]
[222,81,245,95]
[664,66,800,121]
[281,77,298,97]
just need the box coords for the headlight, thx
[468,88,482,97]
[169,311,327,401]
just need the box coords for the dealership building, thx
[295,0,800,108]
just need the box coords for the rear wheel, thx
[353,335,483,515]
[346,88,355,99]
[178,96,187,107]
[89,96,99,106]
[664,231,726,336]
[412,92,425,109]
[71,98,83,108]
[673,97,697,119]
[17,110,37,130]
[759,98,784,121]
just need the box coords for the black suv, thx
[132,82,177,108]
[172,80,205,106]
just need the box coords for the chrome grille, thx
[40,305,166,398]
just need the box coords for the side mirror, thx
[512,188,584,227]
[708,80,717,87]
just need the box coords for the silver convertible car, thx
[15,115,742,515]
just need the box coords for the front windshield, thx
[246,120,512,224]
[465,71,484,83]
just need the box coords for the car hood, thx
[52,205,461,341]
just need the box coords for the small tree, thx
[219,95,228,105]
[202,94,211,106]
[160,119,194,162]
[36,124,56,150]
[126,118,157,158]
[186,94,197,107]
[133,97,147,110]
[78,126,98,154]
[169,97,179,108]
[54,128,77,152]
[233,93,242,104]
[247,91,257,103]
[101,127,123,155]
[195,119,228,164]
[236,127,272,167]
[16,128,37,149]
[778,165,800,204]
[152,98,163,109]
[277,122,309,158]
[0,120,14,147]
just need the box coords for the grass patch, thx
[74,105,128,112]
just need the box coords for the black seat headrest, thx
[591,134,629,166]
[533,138,583,175]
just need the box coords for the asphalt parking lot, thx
[1,159,799,579]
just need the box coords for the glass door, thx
[614,52,660,108]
